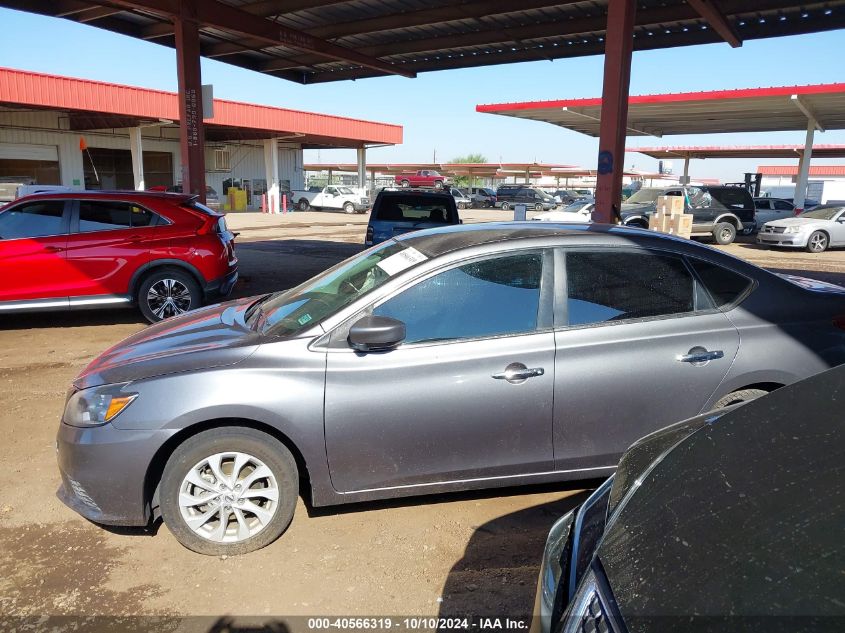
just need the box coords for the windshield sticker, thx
[377,246,428,276]
[297,313,313,326]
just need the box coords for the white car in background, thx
[757,205,845,253]
[532,199,594,222]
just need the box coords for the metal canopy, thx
[628,144,845,159]
[5,0,845,84]
[478,83,845,137]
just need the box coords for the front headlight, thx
[784,226,804,234]
[64,383,138,427]
[540,511,576,619]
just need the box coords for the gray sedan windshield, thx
[252,240,426,335]
[800,206,843,220]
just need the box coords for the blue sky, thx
[1,8,844,181]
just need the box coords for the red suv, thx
[0,191,237,322]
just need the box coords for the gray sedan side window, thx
[565,250,698,326]
[374,253,543,344]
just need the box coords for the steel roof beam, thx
[102,0,414,78]
[308,0,578,39]
[562,107,663,138]
[685,0,742,47]
[791,94,825,132]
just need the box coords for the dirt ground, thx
[1,209,844,630]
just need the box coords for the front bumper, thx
[757,232,807,247]
[204,267,239,301]
[56,420,175,526]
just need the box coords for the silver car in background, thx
[758,204,845,252]
[57,223,845,555]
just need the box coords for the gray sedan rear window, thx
[566,251,695,326]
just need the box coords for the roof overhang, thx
[0,67,402,147]
[478,83,845,137]
[4,1,845,83]
[628,144,845,160]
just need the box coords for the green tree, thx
[449,153,488,188]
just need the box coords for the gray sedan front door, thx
[551,248,741,471]
[323,251,556,493]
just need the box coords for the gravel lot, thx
[1,209,843,629]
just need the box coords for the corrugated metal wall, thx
[0,109,305,199]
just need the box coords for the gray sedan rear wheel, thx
[160,427,298,555]
[713,388,768,409]
[806,230,829,253]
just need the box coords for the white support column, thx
[129,127,145,190]
[357,147,367,195]
[681,157,690,185]
[793,120,815,213]
[263,138,280,214]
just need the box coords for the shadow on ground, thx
[436,487,594,619]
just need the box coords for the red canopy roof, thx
[758,165,845,176]
[0,67,402,147]
[477,84,845,137]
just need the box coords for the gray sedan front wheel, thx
[806,230,829,253]
[160,427,298,555]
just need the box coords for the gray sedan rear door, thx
[551,248,740,471]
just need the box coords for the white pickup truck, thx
[291,185,370,214]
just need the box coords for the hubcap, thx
[811,234,826,251]
[178,451,279,543]
[147,279,192,319]
[721,228,732,241]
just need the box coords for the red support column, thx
[174,0,207,203]
[593,0,637,224]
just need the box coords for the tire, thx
[137,268,202,323]
[712,222,737,245]
[160,427,299,555]
[434,181,444,191]
[806,230,829,253]
[297,199,310,212]
[713,388,768,409]
[343,202,355,214]
[400,179,410,188]
[534,203,543,211]
[501,202,510,211]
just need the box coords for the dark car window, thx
[565,250,696,326]
[374,195,454,223]
[0,201,66,239]
[374,253,543,344]
[708,187,753,210]
[78,201,155,232]
[687,258,753,308]
[774,200,794,211]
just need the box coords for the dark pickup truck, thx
[621,185,755,244]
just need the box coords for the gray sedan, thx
[57,223,845,554]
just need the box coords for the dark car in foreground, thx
[365,189,459,245]
[0,190,237,322]
[57,223,845,555]
[534,363,845,633]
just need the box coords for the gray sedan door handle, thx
[677,348,724,365]
[492,362,545,384]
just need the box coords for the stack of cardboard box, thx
[648,196,693,239]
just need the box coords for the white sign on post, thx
[514,204,527,221]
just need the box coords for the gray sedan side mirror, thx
[348,315,406,352]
